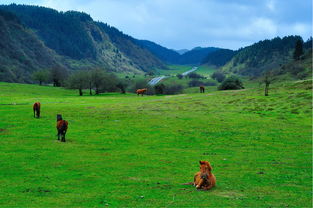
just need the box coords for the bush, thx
[187,72,204,79]
[188,79,217,87]
[128,79,148,93]
[163,83,183,95]
[154,84,165,94]
[211,71,226,82]
[176,74,183,79]
[218,76,244,90]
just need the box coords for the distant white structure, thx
[182,67,198,76]
[148,66,199,86]
[148,76,167,86]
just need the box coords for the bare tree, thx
[67,71,88,96]
[32,70,49,85]
[261,71,275,96]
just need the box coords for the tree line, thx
[32,68,129,96]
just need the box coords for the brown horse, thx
[194,161,216,190]
[136,88,147,96]
[200,86,205,93]
[56,114,68,142]
[33,102,41,118]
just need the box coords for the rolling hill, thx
[0,4,166,82]
[201,49,237,67]
[135,40,221,65]
[0,9,64,82]
[221,36,311,76]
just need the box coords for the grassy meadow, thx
[0,80,312,207]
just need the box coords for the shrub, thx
[154,84,165,94]
[187,72,204,79]
[218,76,244,90]
[128,79,148,93]
[176,74,183,79]
[211,71,226,82]
[163,83,183,95]
[188,79,217,87]
[188,79,204,87]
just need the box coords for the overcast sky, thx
[1,0,312,50]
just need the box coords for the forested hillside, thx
[0,9,64,82]
[135,39,181,64]
[97,24,165,72]
[221,36,311,76]
[135,41,221,65]
[201,49,236,67]
[0,4,166,82]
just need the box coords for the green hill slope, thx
[221,36,307,76]
[0,9,64,82]
[0,4,166,82]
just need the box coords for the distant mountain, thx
[134,39,180,65]
[179,47,220,65]
[201,49,237,67]
[136,41,222,65]
[221,36,307,76]
[0,4,166,82]
[175,49,189,55]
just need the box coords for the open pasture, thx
[0,81,311,207]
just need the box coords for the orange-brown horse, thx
[56,114,68,142]
[33,102,41,118]
[136,88,147,96]
[200,86,205,93]
[193,161,216,190]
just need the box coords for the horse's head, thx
[199,161,213,173]
[57,114,63,121]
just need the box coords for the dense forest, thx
[136,41,221,65]
[201,49,236,67]
[221,36,312,76]
[0,4,166,82]
[135,39,181,64]
[0,9,63,82]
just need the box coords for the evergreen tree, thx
[293,39,304,60]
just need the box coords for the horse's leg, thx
[34,109,35,118]
[61,131,66,142]
[196,178,204,189]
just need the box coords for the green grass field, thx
[0,80,312,207]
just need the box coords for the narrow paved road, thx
[181,66,198,76]
[148,66,198,86]
[148,75,167,85]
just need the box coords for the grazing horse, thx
[56,114,68,142]
[200,86,205,93]
[193,161,216,190]
[33,102,41,118]
[136,88,147,96]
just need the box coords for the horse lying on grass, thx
[136,88,147,96]
[183,160,216,190]
[33,102,41,118]
[56,114,68,142]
